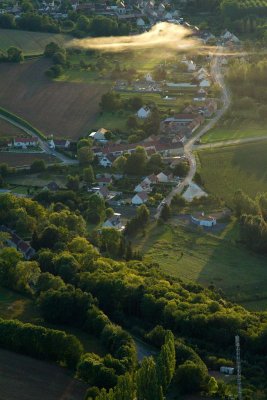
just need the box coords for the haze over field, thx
[71,22,199,54]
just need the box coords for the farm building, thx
[191,212,216,227]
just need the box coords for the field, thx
[134,221,267,309]
[201,118,267,144]
[0,152,59,167]
[0,29,71,55]
[0,59,109,139]
[197,142,267,204]
[0,118,25,139]
[0,349,87,400]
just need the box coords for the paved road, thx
[0,113,78,165]
[155,47,231,219]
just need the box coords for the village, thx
[0,26,242,235]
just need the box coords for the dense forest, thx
[0,192,267,399]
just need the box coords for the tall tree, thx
[136,357,163,400]
[157,331,176,392]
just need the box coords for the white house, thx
[99,155,113,168]
[132,191,148,205]
[199,79,211,88]
[134,182,152,193]
[137,106,151,119]
[103,213,124,231]
[11,137,38,149]
[90,128,109,142]
[156,172,169,183]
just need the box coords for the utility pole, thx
[235,335,242,400]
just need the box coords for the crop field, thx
[134,222,267,310]
[197,142,267,204]
[0,59,109,139]
[0,29,70,55]
[0,349,87,400]
[0,152,59,167]
[201,118,267,143]
[0,118,25,139]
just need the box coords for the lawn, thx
[134,221,267,310]
[0,29,70,55]
[201,118,267,143]
[197,142,267,204]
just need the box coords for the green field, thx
[134,221,267,309]
[0,29,71,55]
[201,118,267,144]
[197,142,267,204]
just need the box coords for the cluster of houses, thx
[0,225,35,259]
[132,172,172,205]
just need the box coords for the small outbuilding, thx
[191,212,216,227]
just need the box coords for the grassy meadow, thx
[197,141,267,204]
[0,29,70,55]
[201,118,267,144]
[134,221,267,310]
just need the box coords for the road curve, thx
[156,47,231,218]
[0,112,78,165]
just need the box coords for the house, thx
[137,106,151,119]
[221,30,240,44]
[132,191,148,205]
[182,59,197,72]
[90,128,109,142]
[136,17,145,27]
[134,182,152,193]
[97,176,113,187]
[0,225,35,260]
[9,137,38,149]
[99,155,113,168]
[143,174,158,185]
[184,100,217,117]
[145,73,154,82]
[97,186,110,199]
[193,88,207,102]
[156,172,169,183]
[199,79,211,88]
[103,213,124,230]
[45,181,59,191]
[53,139,71,149]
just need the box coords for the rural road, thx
[193,134,267,150]
[0,112,78,165]
[155,46,231,218]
